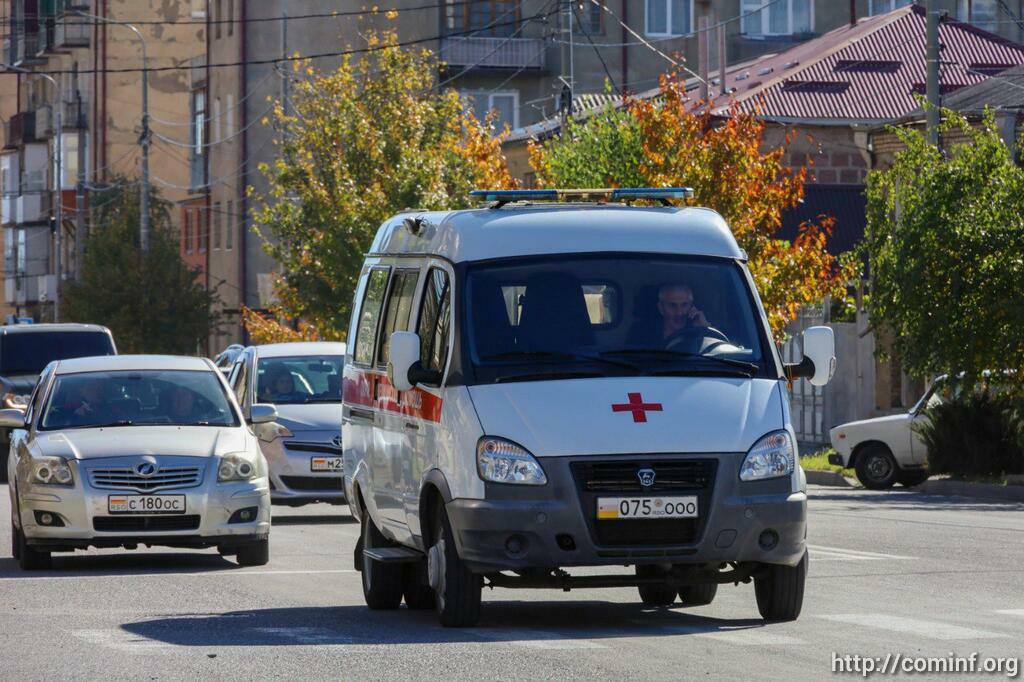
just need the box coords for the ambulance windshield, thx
[464,255,774,384]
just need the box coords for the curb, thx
[804,469,852,487]
[916,479,1024,502]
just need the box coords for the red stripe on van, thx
[343,367,443,423]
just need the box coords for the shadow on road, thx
[121,603,774,647]
[271,514,356,526]
[810,488,1024,513]
[0,552,238,578]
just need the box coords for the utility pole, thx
[281,8,288,121]
[75,96,86,278]
[53,82,63,322]
[697,1,710,101]
[718,22,727,96]
[925,0,941,147]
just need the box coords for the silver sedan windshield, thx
[39,370,239,429]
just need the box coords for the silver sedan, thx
[3,355,273,570]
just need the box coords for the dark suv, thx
[0,324,117,481]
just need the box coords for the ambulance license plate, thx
[311,456,343,472]
[108,494,185,514]
[596,496,698,520]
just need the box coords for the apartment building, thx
[0,0,204,322]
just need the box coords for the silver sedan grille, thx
[88,466,203,492]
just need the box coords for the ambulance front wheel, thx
[428,505,482,627]
[754,552,807,622]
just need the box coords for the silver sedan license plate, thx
[108,494,185,514]
[311,456,343,472]
[597,496,698,520]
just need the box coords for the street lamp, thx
[2,62,62,322]
[72,10,151,252]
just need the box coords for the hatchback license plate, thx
[597,496,698,520]
[108,494,185,514]
[311,456,343,472]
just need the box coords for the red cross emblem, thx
[611,392,663,423]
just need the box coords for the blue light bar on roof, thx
[470,187,693,205]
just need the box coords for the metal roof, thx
[54,355,214,374]
[906,62,1024,116]
[727,6,1024,123]
[370,205,745,263]
[507,6,1024,139]
[254,342,347,358]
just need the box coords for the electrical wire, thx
[570,0,619,94]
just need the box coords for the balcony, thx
[439,36,545,71]
[1,195,15,226]
[5,274,57,307]
[55,12,90,48]
[34,101,87,137]
[14,32,45,65]
[3,113,38,149]
[16,192,51,225]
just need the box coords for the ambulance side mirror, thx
[785,326,836,387]
[388,331,442,391]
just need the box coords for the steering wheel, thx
[665,326,730,354]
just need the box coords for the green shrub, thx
[917,393,1024,477]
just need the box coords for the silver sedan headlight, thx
[217,453,260,483]
[33,456,75,486]
[740,431,795,481]
[3,392,29,410]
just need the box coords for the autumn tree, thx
[63,179,218,354]
[529,77,856,337]
[253,31,515,339]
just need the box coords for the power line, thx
[3,11,560,76]
[571,1,618,94]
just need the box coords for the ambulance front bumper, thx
[445,454,806,574]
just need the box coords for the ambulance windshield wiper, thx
[482,350,641,372]
[599,348,758,377]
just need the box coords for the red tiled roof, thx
[720,5,1024,123]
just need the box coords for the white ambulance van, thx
[342,188,835,627]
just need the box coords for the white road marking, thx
[663,625,804,646]
[473,629,607,650]
[817,614,1009,640]
[72,629,174,653]
[0,568,357,582]
[995,609,1024,617]
[808,545,915,562]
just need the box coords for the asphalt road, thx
[2,485,1023,681]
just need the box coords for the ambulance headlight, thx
[740,431,794,481]
[477,437,547,486]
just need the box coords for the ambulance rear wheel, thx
[635,565,677,606]
[754,552,807,622]
[429,506,481,627]
[361,513,404,610]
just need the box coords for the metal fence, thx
[783,303,830,448]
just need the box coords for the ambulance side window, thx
[353,267,390,366]
[417,268,452,378]
[376,270,420,367]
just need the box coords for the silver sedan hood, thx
[33,426,249,460]
[273,404,342,433]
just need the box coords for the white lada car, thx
[3,355,273,570]
[227,342,346,506]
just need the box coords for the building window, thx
[957,0,998,31]
[464,90,519,130]
[198,208,207,254]
[868,0,914,15]
[190,89,206,190]
[577,3,603,35]
[191,0,206,19]
[184,210,193,254]
[646,0,693,37]
[53,133,80,190]
[213,201,222,250]
[742,0,812,37]
[226,199,234,250]
[446,0,521,37]
[226,94,234,139]
[212,97,221,144]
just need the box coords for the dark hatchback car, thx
[0,323,117,480]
